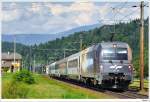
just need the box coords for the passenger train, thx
[47,42,134,89]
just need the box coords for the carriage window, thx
[102,48,128,60]
[58,62,67,69]
[87,52,93,66]
[50,64,55,70]
[55,64,59,69]
[68,59,78,68]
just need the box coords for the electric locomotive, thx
[48,41,133,89]
[98,42,133,89]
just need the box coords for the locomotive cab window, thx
[102,48,128,60]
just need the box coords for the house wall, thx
[1,59,21,73]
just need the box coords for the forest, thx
[2,18,148,78]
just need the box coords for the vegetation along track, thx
[45,75,148,99]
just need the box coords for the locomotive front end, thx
[100,42,133,89]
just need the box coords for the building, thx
[1,52,22,73]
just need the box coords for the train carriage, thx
[55,58,68,77]
[45,65,50,75]
[67,52,80,79]
[49,62,56,76]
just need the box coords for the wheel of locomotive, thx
[87,78,92,86]
[82,77,87,85]
[93,79,98,86]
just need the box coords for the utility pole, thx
[33,54,35,73]
[80,34,83,51]
[63,49,66,58]
[112,7,116,34]
[22,60,23,69]
[132,1,147,91]
[79,34,83,80]
[140,1,144,91]
[110,7,117,42]
[29,46,32,72]
[13,35,16,71]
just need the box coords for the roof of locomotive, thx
[80,43,100,53]
[100,41,129,48]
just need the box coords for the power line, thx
[103,1,128,19]
[99,1,129,34]
[113,1,128,19]
[118,7,140,23]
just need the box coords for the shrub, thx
[3,67,9,72]
[14,70,35,84]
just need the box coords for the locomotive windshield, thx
[102,48,128,60]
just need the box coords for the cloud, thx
[0,2,115,34]
[48,4,67,16]
[2,2,21,22]
[27,3,44,13]
[2,2,148,35]
[74,13,92,25]
[2,9,20,22]
[70,2,94,12]
[98,3,111,17]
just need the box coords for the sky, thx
[1,1,149,35]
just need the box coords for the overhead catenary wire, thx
[101,1,128,20]
[118,7,140,23]
[99,1,149,25]
[100,6,140,24]
[112,1,128,20]
[99,1,129,35]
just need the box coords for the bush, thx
[14,70,35,84]
[3,67,9,72]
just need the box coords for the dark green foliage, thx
[2,18,149,78]
[14,70,35,84]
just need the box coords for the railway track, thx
[46,75,148,99]
[104,90,148,99]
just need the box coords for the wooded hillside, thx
[2,18,148,78]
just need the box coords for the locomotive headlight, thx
[113,44,117,48]
[128,65,132,71]
[128,65,131,69]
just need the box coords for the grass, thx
[129,79,149,89]
[2,73,115,99]
[129,79,149,95]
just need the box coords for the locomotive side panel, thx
[81,51,95,78]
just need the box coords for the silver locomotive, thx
[48,42,134,89]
